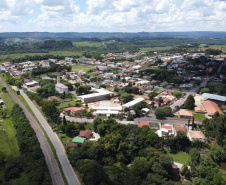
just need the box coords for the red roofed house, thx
[202,100,223,117]
[156,124,173,137]
[79,130,93,139]
[63,107,85,116]
[55,76,69,94]
[178,110,193,119]
[195,107,205,114]
[174,126,187,136]
[138,122,149,128]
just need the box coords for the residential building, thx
[178,110,193,119]
[79,130,92,139]
[187,131,206,142]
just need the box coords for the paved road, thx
[20,91,80,185]
[0,77,64,185]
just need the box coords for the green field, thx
[167,150,191,165]
[71,65,93,72]
[140,46,172,52]
[205,45,226,49]
[57,100,76,109]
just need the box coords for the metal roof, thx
[202,93,226,102]
[72,137,86,143]
[122,98,144,108]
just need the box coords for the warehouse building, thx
[77,88,114,103]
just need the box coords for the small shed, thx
[72,136,86,146]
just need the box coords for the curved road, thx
[0,77,64,185]
[20,91,80,185]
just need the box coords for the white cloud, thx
[0,0,226,32]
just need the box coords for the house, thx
[122,98,144,109]
[194,107,205,114]
[149,122,160,130]
[55,76,69,94]
[174,126,187,136]
[160,81,168,87]
[187,131,206,142]
[202,100,223,116]
[63,107,85,116]
[156,124,173,137]
[79,130,92,139]
[71,136,86,146]
[178,110,193,119]
[137,122,149,128]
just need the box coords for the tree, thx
[2,87,6,92]
[148,91,157,100]
[162,106,172,116]
[120,93,133,103]
[63,116,67,125]
[155,108,166,119]
[189,149,200,166]
[200,88,210,94]
[184,95,195,110]
[14,80,22,88]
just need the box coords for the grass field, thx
[57,100,76,109]
[71,65,93,72]
[167,150,191,165]
[206,45,226,49]
[84,123,94,130]
[140,46,172,52]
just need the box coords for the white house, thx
[55,76,69,94]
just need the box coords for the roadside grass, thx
[71,93,76,99]
[139,46,172,51]
[167,150,191,165]
[57,100,75,109]
[190,110,206,120]
[173,115,179,118]
[71,65,92,72]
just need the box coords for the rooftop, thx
[188,131,205,139]
[202,93,226,102]
[138,122,149,128]
[174,126,187,133]
[72,137,86,143]
[178,110,193,117]
[202,100,223,115]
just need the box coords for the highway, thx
[20,91,81,185]
[0,77,64,185]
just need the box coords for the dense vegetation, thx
[67,117,226,185]
[6,104,51,184]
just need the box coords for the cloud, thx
[0,0,226,32]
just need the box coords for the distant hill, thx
[0,31,226,41]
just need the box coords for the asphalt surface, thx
[20,91,80,185]
[0,77,64,185]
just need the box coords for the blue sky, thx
[0,0,226,32]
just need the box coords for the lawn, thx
[0,81,15,111]
[206,45,226,49]
[193,113,206,120]
[154,89,163,94]
[71,65,93,72]
[167,150,191,165]
[57,100,76,109]
[57,133,73,146]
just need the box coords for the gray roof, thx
[202,93,226,102]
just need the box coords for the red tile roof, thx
[202,100,223,115]
[174,126,187,133]
[138,122,149,128]
[162,125,172,130]
[79,130,92,139]
[178,110,193,117]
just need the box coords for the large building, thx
[77,88,114,103]
[202,100,223,116]
[202,93,226,104]
[55,76,69,94]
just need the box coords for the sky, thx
[0,0,226,32]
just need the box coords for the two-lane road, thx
[20,91,80,185]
